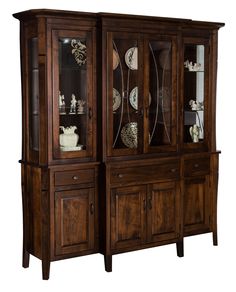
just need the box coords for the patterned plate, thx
[113,88,121,111]
[121,122,138,148]
[125,47,138,70]
[113,49,119,70]
[129,87,151,110]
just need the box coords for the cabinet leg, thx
[213,231,218,246]
[176,241,184,257]
[104,255,112,272]
[42,260,50,280]
[22,248,30,268]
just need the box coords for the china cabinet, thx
[14,9,224,279]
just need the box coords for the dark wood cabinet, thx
[147,182,180,243]
[184,176,210,235]
[14,9,224,279]
[55,188,95,255]
[111,185,146,250]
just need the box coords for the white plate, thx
[113,49,119,70]
[129,87,151,110]
[121,122,138,149]
[125,47,138,70]
[113,88,121,111]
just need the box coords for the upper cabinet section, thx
[106,30,178,158]
[52,30,95,160]
[182,38,209,151]
[13,9,224,164]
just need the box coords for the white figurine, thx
[70,94,77,114]
[184,60,201,71]
[189,99,204,111]
[59,92,66,114]
[77,100,86,114]
[189,124,200,143]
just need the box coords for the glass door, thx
[107,32,143,157]
[183,39,209,150]
[52,30,94,159]
[144,36,177,153]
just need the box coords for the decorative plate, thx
[71,39,86,66]
[125,47,138,70]
[121,122,138,149]
[129,87,151,110]
[113,49,119,70]
[113,88,121,111]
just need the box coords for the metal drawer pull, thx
[117,174,123,178]
[194,164,199,168]
[90,203,94,215]
[72,175,79,180]
[170,168,176,173]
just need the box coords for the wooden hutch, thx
[13,9,224,279]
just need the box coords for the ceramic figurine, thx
[69,94,77,114]
[59,126,79,148]
[189,99,204,111]
[189,124,200,142]
[59,92,66,114]
[184,60,202,71]
[77,100,86,114]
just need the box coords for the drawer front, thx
[184,157,210,177]
[55,169,94,186]
[111,162,179,185]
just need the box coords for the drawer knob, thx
[194,164,199,168]
[72,175,79,180]
[171,168,176,173]
[117,174,123,178]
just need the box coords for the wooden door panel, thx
[55,188,94,255]
[147,182,179,242]
[111,186,146,250]
[184,176,210,234]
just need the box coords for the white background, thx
[0,0,235,291]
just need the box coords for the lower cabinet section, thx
[55,188,95,255]
[147,182,180,243]
[184,176,210,235]
[111,186,146,250]
[111,182,180,252]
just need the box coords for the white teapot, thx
[59,126,79,148]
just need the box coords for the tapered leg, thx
[42,260,50,280]
[22,248,30,268]
[176,241,184,257]
[213,231,218,246]
[104,255,112,272]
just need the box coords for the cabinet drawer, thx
[184,157,210,177]
[111,162,179,185]
[55,169,94,186]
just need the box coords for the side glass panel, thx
[148,41,172,147]
[184,45,205,143]
[29,37,39,151]
[111,38,140,152]
[58,37,87,153]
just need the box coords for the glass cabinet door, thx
[183,40,208,149]
[52,30,94,159]
[144,37,177,153]
[107,32,143,157]
[28,37,39,153]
